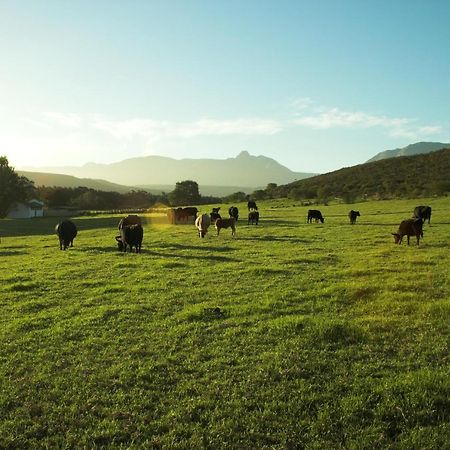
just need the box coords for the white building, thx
[7,199,45,219]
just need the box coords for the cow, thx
[307,209,324,223]
[215,217,236,237]
[349,210,360,224]
[413,205,432,224]
[116,223,143,253]
[392,218,424,245]
[247,200,258,211]
[248,211,259,225]
[119,215,141,227]
[55,220,77,250]
[195,214,211,238]
[228,206,239,222]
[210,207,222,222]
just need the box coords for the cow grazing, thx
[215,217,236,237]
[195,214,211,238]
[248,211,259,225]
[392,218,424,245]
[349,210,360,224]
[55,220,77,250]
[228,206,239,222]
[248,200,258,211]
[116,223,143,253]
[210,207,222,222]
[413,205,432,224]
[307,209,324,223]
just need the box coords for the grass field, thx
[1,197,449,449]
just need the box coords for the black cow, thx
[247,200,258,211]
[228,206,239,222]
[307,209,324,223]
[116,223,143,253]
[248,211,259,225]
[210,207,222,222]
[348,210,360,224]
[55,220,77,250]
[413,205,432,224]
[392,218,423,245]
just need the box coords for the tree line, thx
[0,157,222,217]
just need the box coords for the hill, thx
[18,171,133,193]
[17,171,260,197]
[367,141,450,162]
[22,151,315,188]
[274,147,450,200]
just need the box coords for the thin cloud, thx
[90,116,282,140]
[43,112,83,128]
[292,105,443,139]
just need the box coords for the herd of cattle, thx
[54,202,433,252]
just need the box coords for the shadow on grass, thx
[238,236,309,244]
[76,246,240,262]
[0,250,28,256]
[157,243,235,252]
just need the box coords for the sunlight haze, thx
[1,0,450,173]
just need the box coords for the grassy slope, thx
[0,198,449,449]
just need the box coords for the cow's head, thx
[115,235,124,250]
[392,233,401,244]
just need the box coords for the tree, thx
[0,156,35,218]
[168,180,201,206]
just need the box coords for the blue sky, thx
[1,0,449,173]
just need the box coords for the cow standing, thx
[392,218,423,245]
[228,206,239,222]
[413,205,432,224]
[247,200,258,211]
[307,210,324,223]
[116,224,143,253]
[210,207,222,223]
[55,220,77,250]
[215,217,236,237]
[248,211,259,225]
[348,210,360,224]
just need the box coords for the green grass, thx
[1,197,449,449]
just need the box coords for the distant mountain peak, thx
[367,141,450,162]
[236,150,251,158]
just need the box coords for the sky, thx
[1,0,450,174]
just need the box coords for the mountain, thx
[367,142,450,162]
[274,148,450,199]
[18,171,133,193]
[22,151,315,188]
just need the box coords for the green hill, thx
[18,171,133,193]
[274,147,450,200]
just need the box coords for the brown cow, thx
[392,218,423,245]
[215,217,236,237]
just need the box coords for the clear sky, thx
[1,0,450,173]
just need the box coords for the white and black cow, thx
[195,214,211,238]
[116,223,143,253]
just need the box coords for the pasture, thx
[1,197,449,449]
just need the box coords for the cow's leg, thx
[407,235,410,245]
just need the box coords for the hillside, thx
[275,147,450,200]
[367,141,450,162]
[22,151,315,188]
[18,171,133,193]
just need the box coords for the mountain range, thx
[366,141,450,162]
[22,151,314,188]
